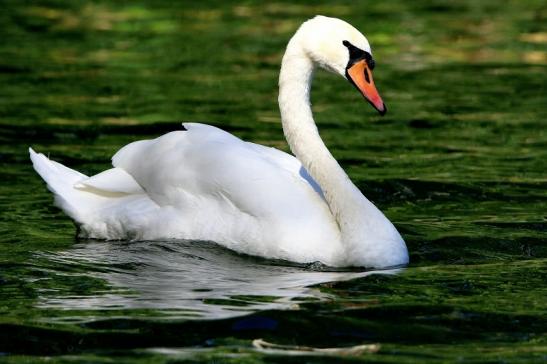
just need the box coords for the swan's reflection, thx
[37,240,401,320]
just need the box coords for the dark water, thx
[1,1,546,362]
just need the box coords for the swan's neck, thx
[278,40,404,266]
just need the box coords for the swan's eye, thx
[343,40,375,70]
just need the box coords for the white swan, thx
[30,16,409,268]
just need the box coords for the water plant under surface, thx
[0,0,546,362]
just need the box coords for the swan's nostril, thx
[364,68,370,84]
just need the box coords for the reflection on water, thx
[35,240,400,320]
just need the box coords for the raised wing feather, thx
[75,168,145,195]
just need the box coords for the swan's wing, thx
[111,123,327,218]
[243,141,325,199]
[109,122,340,255]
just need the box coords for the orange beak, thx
[346,59,386,115]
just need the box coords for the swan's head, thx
[291,15,386,115]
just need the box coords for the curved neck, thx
[278,44,366,233]
[278,40,402,266]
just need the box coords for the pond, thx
[0,0,546,362]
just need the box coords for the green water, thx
[1,0,546,362]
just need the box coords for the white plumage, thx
[30,16,409,268]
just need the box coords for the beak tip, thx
[378,103,387,116]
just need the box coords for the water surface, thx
[0,0,546,362]
[35,240,390,320]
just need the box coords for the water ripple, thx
[33,240,401,320]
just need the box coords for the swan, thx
[30,15,409,268]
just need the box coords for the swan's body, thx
[30,16,409,268]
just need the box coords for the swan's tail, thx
[30,147,146,221]
[30,148,159,239]
[30,147,97,223]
